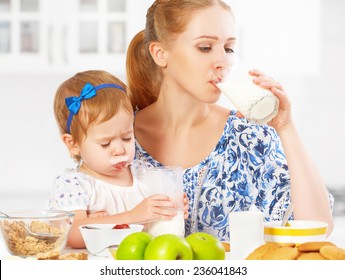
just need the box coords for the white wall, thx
[0,0,344,209]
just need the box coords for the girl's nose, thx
[111,143,125,156]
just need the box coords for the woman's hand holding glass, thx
[236,69,293,133]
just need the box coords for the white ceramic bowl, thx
[79,224,144,256]
[264,220,328,244]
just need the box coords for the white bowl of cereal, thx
[0,210,74,257]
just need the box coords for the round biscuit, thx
[297,252,327,260]
[320,245,345,260]
[221,242,230,252]
[297,241,335,252]
[274,242,296,248]
[245,243,279,260]
[261,247,299,260]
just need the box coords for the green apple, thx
[185,232,225,260]
[116,232,153,260]
[144,234,193,260]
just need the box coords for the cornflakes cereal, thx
[1,220,64,256]
[37,249,88,260]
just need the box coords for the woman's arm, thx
[251,69,333,235]
[277,123,333,234]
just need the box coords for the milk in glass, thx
[229,209,264,260]
[147,210,185,237]
[217,58,279,125]
[133,163,185,237]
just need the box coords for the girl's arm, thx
[67,194,177,248]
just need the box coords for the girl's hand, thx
[129,194,177,223]
[183,192,189,219]
[237,69,293,133]
[87,210,109,218]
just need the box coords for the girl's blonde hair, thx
[54,70,132,161]
[126,0,232,110]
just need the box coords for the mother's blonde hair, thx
[126,0,232,110]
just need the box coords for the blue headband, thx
[65,83,125,134]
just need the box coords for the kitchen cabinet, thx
[0,0,151,74]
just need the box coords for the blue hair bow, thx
[65,82,125,134]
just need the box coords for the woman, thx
[126,0,333,241]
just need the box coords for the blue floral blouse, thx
[134,111,327,241]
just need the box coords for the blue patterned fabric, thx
[135,111,314,241]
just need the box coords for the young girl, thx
[47,70,181,248]
[126,0,333,241]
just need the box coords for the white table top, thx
[1,242,231,260]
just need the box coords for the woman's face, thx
[163,5,236,104]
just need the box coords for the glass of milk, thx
[133,162,185,237]
[229,208,264,260]
[217,57,279,125]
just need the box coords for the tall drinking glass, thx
[133,162,185,237]
[217,56,279,125]
[229,210,264,260]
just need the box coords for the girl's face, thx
[76,108,135,180]
[163,5,236,103]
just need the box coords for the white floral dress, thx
[46,168,147,215]
[135,111,333,241]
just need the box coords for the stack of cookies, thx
[245,241,345,260]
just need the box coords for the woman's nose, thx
[212,54,233,80]
[213,53,232,70]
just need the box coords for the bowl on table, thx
[79,223,144,256]
[0,210,74,257]
[264,220,328,244]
